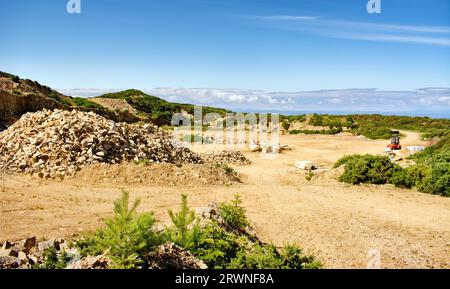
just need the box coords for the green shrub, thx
[219,194,249,230]
[166,195,202,250]
[353,125,392,139]
[336,148,450,197]
[290,127,343,135]
[10,75,20,83]
[12,88,22,95]
[279,244,322,269]
[309,114,325,126]
[389,167,414,188]
[409,138,450,197]
[228,243,283,269]
[417,159,450,197]
[405,164,431,188]
[339,155,397,185]
[228,243,321,269]
[73,97,103,109]
[192,221,321,269]
[192,221,240,268]
[39,247,69,269]
[76,191,161,268]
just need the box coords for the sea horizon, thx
[231,109,450,119]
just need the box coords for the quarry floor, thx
[1,132,449,268]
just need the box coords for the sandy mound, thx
[64,162,242,186]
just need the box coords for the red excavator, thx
[387,130,402,150]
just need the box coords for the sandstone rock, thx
[295,160,315,171]
[18,251,28,262]
[1,241,12,251]
[0,256,21,269]
[28,255,38,265]
[66,254,111,269]
[0,249,12,257]
[17,237,36,254]
[37,238,57,251]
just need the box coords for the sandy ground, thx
[1,131,449,268]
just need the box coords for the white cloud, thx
[58,87,450,116]
[246,15,450,47]
[346,34,450,47]
[149,87,450,115]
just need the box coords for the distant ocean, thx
[232,109,450,119]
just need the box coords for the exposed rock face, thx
[0,74,68,127]
[0,89,64,126]
[0,109,203,178]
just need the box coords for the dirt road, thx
[1,132,448,268]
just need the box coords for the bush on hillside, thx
[389,166,414,189]
[73,97,104,109]
[338,155,398,185]
[415,155,450,197]
[219,194,249,230]
[350,114,450,139]
[335,144,450,197]
[290,127,343,135]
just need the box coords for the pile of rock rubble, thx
[200,150,252,165]
[0,237,206,269]
[0,109,203,178]
[0,237,67,269]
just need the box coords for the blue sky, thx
[1,0,450,115]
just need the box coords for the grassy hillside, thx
[281,113,450,140]
[351,114,450,140]
[97,89,231,125]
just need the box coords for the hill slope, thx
[96,89,231,125]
